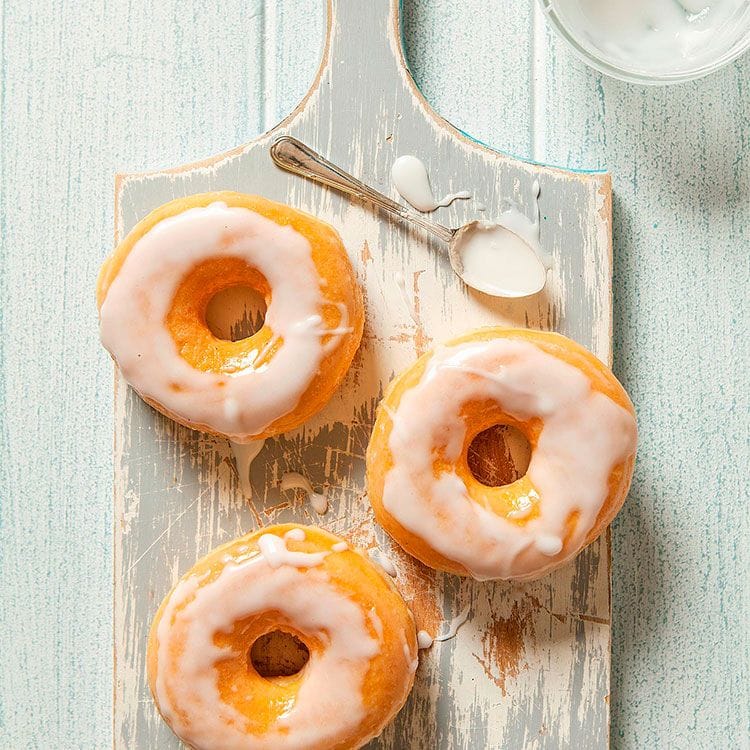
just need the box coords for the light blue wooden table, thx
[0,1,747,748]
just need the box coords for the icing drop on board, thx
[230,439,265,498]
[391,155,470,212]
[280,472,328,514]
[367,547,398,577]
[434,603,471,642]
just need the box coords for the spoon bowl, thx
[448,221,547,298]
[270,136,547,298]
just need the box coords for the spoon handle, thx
[270,136,455,244]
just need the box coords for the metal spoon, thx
[269,135,546,298]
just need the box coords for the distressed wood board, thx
[113,0,613,747]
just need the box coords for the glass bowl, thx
[538,0,750,84]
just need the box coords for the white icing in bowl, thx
[541,0,750,83]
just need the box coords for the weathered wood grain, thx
[0,0,288,747]
[112,1,614,747]
[2,0,747,748]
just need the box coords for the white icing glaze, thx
[402,639,419,673]
[100,202,350,440]
[367,547,398,577]
[382,338,637,580]
[280,472,328,515]
[154,550,380,750]
[551,0,748,75]
[283,528,306,542]
[331,541,348,552]
[454,181,549,298]
[391,155,470,212]
[230,439,265,498]
[434,603,471,643]
[318,301,354,354]
[535,534,564,556]
[416,630,434,649]
[258,533,329,569]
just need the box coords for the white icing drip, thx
[443,362,507,385]
[551,0,748,75]
[454,182,550,298]
[400,633,420,673]
[402,640,419,673]
[154,556,379,750]
[280,472,328,515]
[229,439,265,498]
[331,541,348,552]
[258,533,329,569]
[382,338,637,580]
[434,604,471,642]
[367,607,384,642]
[535,534,564,556]
[391,155,471,212]
[367,548,398,577]
[394,271,419,325]
[99,202,352,440]
[283,528,306,542]
[224,397,240,422]
[417,630,434,649]
[438,190,472,208]
[317,301,354,355]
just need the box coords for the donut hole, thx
[467,424,531,487]
[205,285,267,342]
[249,630,310,679]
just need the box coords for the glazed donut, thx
[98,192,363,442]
[367,328,637,581]
[148,524,418,750]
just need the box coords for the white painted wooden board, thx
[404,5,750,748]
[1,1,748,748]
[113,1,614,747]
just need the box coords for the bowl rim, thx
[537,0,750,85]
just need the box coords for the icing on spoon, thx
[270,136,547,299]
